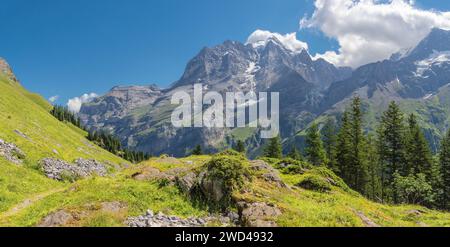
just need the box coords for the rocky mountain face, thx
[80,36,351,156]
[80,28,450,156]
[310,28,450,152]
[325,28,450,107]
[0,58,18,82]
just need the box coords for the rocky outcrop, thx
[126,210,238,227]
[38,210,74,227]
[0,58,18,82]
[38,201,126,227]
[126,210,207,227]
[0,139,25,164]
[40,158,107,181]
[249,160,287,188]
[237,202,282,227]
[176,172,197,194]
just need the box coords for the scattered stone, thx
[74,158,108,177]
[0,139,25,164]
[100,201,126,213]
[40,158,107,181]
[250,160,287,188]
[351,209,379,227]
[38,210,74,227]
[237,202,281,227]
[14,129,30,140]
[126,211,208,227]
[131,166,176,184]
[407,209,425,217]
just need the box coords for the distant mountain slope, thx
[301,28,450,152]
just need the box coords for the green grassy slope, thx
[0,75,127,218]
[0,75,126,165]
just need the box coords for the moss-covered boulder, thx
[193,155,252,210]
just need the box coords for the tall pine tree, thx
[287,145,303,161]
[322,118,338,172]
[378,101,407,203]
[264,135,283,159]
[405,114,433,179]
[348,96,369,193]
[305,123,326,166]
[336,111,352,180]
[439,130,450,210]
[234,140,246,154]
[366,133,382,201]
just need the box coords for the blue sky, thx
[0,0,449,105]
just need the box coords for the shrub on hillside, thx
[205,155,251,193]
[193,155,252,210]
[393,172,435,206]
[296,174,332,192]
[216,149,245,158]
[274,158,312,174]
[309,167,352,193]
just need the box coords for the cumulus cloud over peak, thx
[301,0,450,68]
[246,30,309,53]
[67,93,98,113]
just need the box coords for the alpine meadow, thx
[2,0,450,229]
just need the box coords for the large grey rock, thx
[198,172,226,204]
[238,202,281,227]
[176,172,197,194]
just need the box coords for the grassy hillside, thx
[0,75,126,165]
[0,75,127,221]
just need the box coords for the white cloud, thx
[67,93,98,113]
[301,0,450,68]
[246,29,308,53]
[48,95,59,103]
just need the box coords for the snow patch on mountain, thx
[415,50,450,77]
[241,62,260,91]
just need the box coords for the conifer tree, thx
[439,130,450,210]
[192,145,203,155]
[405,114,433,179]
[378,101,407,203]
[348,96,369,193]
[305,123,326,166]
[336,111,352,180]
[287,145,302,161]
[366,134,382,201]
[264,135,283,159]
[234,140,246,153]
[322,118,338,172]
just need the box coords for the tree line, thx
[50,105,150,163]
[264,97,450,211]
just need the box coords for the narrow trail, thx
[0,187,66,221]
